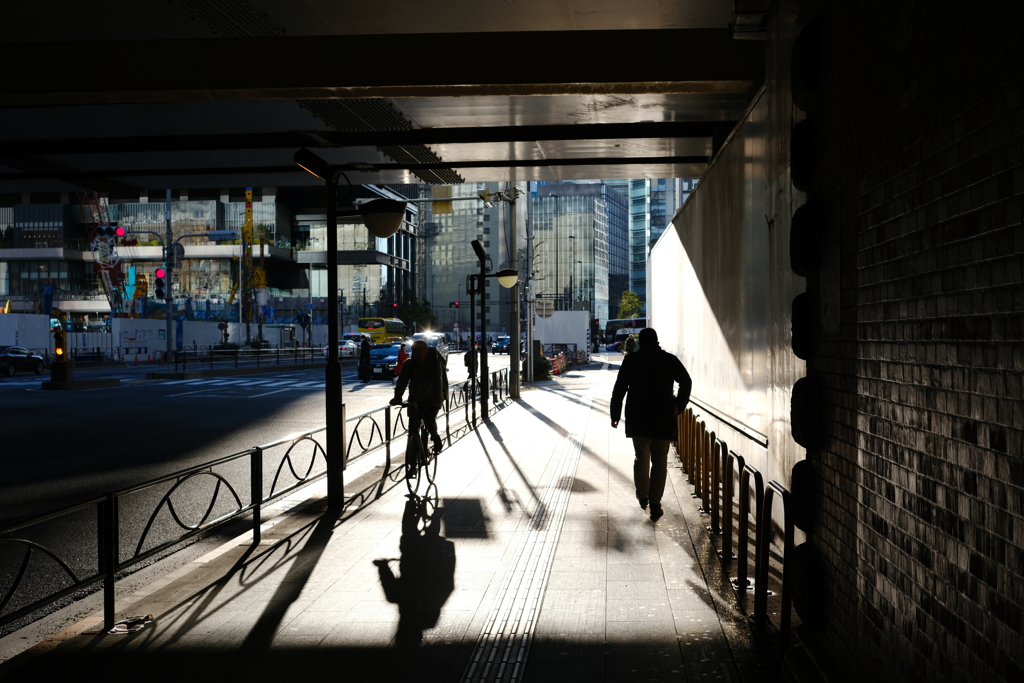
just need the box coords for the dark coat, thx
[610,344,691,440]
[394,347,449,404]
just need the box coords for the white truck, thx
[533,310,591,365]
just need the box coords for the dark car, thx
[492,337,511,354]
[0,346,46,376]
[368,343,403,379]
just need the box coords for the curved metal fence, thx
[0,366,513,633]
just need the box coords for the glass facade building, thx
[606,177,699,314]
[421,182,521,339]
[529,182,628,327]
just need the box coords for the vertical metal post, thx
[478,256,489,419]
[101,492,118,631]
[165,190,173,365]
[720,451,744,562]
[383,406,392,482]
[250,448,262,545]
[325,177,345,509]
[508,179,521,398]
[525,184,534,383]
[468,275,477,425]
[709,438,723,532]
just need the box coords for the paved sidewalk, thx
[0,361,780,683]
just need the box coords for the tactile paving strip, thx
[462,388,594,683]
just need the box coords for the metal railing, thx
[173,347,324,371]
[0,366,513,633]
[675,405,795,649]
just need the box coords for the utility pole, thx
[164,189,173,364]
[508,176,521,398]
[525,184,535,383]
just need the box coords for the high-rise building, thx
[606,177,699,314]
[421,182,517,340]
[528,182,628,327]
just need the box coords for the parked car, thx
[492,336,512,354]
[368,343,404,379]
[323,340,359,358]
[605,341,623,352]
[0,346,46,376]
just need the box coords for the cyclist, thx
[390,339,449,458]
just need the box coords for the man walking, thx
[610,328,691,521]
[358,335,372,383]
[464,340,478,378]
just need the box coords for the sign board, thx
[208,230,239,241]
[453,322,460,331]
[218,322,227,331]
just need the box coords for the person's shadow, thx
[374,488,455,650]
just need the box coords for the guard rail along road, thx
[0,368,511,633]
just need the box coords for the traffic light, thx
[154,267,166,300]
[454,301,460,308]
[392,303,398,309]
[53,326,66,362]
[97,226,125,239]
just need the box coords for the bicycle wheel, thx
[422,424,438,484]
[405,433,424,495]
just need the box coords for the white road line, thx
[248,388,293,398]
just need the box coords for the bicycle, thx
[401,401,439,494]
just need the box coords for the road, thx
[0,351,514,524]
[0,349,517,634]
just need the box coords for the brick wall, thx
[800,1,1024,680]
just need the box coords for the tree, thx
[397,288,436,332]
[619,290,643,319]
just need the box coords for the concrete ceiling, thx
[0,0,764,193]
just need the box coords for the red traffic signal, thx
[154,267,167,299]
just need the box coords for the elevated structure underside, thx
[0,0,764,192]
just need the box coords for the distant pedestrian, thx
[359,336,372,383]
[610,328,691,522]
[464,341,478,378]
[393,343,409,384]
[624,335,636,354]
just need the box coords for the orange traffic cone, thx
[147,354,151,364]
[134,355,138,366]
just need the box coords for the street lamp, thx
[293,147,409,509]
[469,238,518,420]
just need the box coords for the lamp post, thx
[294,147,407,509]
[470,238,517,420]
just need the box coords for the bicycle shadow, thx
[374,488,455,651]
